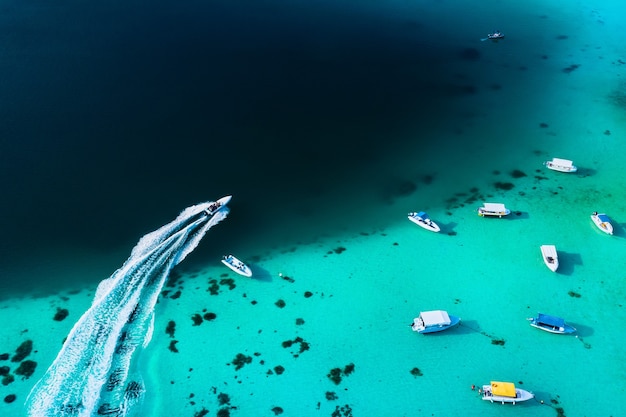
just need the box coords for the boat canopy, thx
[417,211,429,219]
[490,381,516,397]
[420,310,451,326]
[537,313,565,328]
[551,158,573,167]
[597,214,611,223]
[483,203,507,212]
[541,245,557,256]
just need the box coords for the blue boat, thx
[528,313,576,334]
[411,310,461,334]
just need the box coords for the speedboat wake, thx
[26,198,231,417]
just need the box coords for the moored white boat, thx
[408,211,441,232]
[527,313,576,335]
[477,203,510,218]
[221,254,252,277]
[544,158,577,173]
[487,31,505,40]
[205,195,232,216]
[481,381,534,404]
[411,310,460,334]
[540,245,558,272]
[591,212,613,235]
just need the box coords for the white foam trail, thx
[26,201,228,416]
[143,313,155,349]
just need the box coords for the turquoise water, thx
[1,0,626,416]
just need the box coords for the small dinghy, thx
[540,245,559,272]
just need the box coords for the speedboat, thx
[408,211,441,233]
[591,212,613,235]
[205,195,232,216]
[411,310,460,334]
[544,158,577,173]
[221,254,252,277]
[477,203,510,218]
[481,381,533,404]
[540,245,559,272]
[487,31,505,40]
[527,313,576,335]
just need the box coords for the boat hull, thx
[412,315,461,334]
[482,387,534,404]
[544,162,577,173]
[477,209,511,218]
[591,214,613,235]
[206,195,232,216]
[216,195,232,206]
[221,255,252,277]
[540,245,558,272]
[408,213,441,232]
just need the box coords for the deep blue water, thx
[0,0,547,294]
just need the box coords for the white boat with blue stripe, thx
[408,211,440,232]
[528,313,576,334]
[591,212,613,235]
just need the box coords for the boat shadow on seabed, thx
[550,251,582,276]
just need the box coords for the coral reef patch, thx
[331,404,353,417]
[232,353,252,370]
[166,320,176,338]
[281,336,310,358]
[15,360,37,378]
[191,314,203,326]
[53,308,69,321]
[326,391,338,400]
[562,64,580,73]
[327,363,355,385]
[11,340,32,362]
